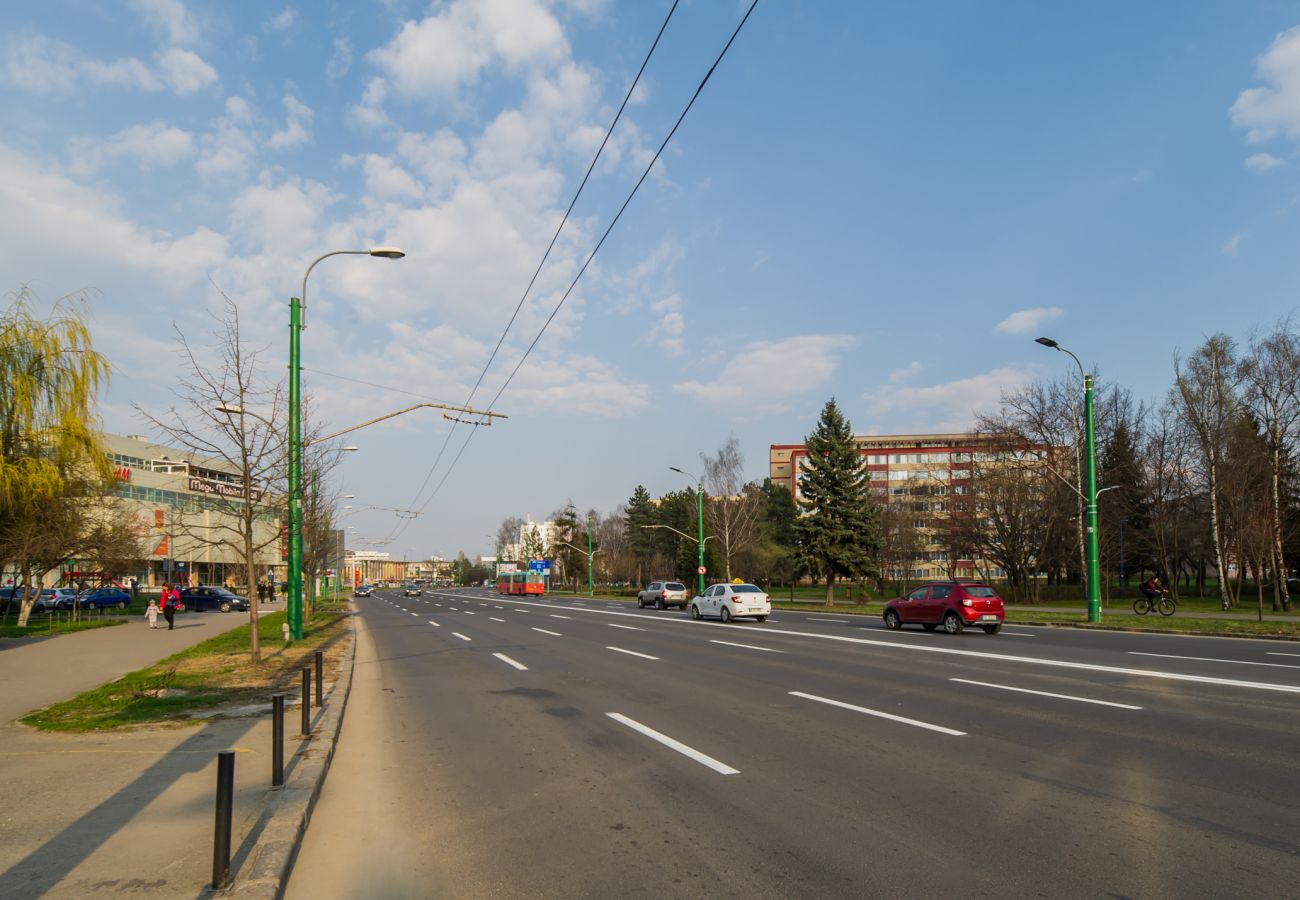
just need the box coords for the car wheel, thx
[883,609,902,630]
[655,598,665,610]
[636,597,643,607]
[981,623,1001,634]
[720,605,732,624]
[116,601,126,610]
[219,601,232,613]
[689,603,701,620]
[922,623,937,632]
[942,611,964,634]
[756,615,767,623]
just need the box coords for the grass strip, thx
[0,618,127,639]
[21,609,350,732]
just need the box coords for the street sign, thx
[697,565,707,575]
[529,560,552,574]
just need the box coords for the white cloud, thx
[227,176,337,255]
[264,8,297,34]
[68,121,194,173]
[327,37,352,81]
[1230,25,1300,143]
[155,47,218,94]
[128,0,202,45]
[346,153,424,200]
[196,97,257,178]
[994,306,1064,335]
[889,361,923,384]
[644,294,685,355]
[865,366,1036,431]
[267,95,314,150]
[674,334,856,414]
[3,33,160,94]
[1222,232,1247,256]
[348,77,392,132]
[1245,152,1285,173]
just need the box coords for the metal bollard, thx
[301,667,311,735]
[271,694,284,787]
[314,650,323,707]
[212,750,235,890]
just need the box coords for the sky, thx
[4,1,1300,560]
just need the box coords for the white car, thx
[689,583,771,623]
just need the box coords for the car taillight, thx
[961,598,973,607]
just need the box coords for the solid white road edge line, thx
[950,678,1142,709]
[1267,652,1300,657]
[606,713,739,775]
[710,639,784,654]
[1129,651,1300,670]
[790,691,966,736]
[532,627,562,636]
[452,632,471,641]
[607,646,659,661]
[493,652,528,671]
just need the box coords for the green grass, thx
[0,618,127,639]
[21,609,350,732]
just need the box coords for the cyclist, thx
[1140,574,1167,608]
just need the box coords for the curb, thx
[1004,619,1300,642]
[229,607,358,899]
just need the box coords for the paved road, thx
[289,588,1300,899]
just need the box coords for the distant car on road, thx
[882,581,1004,634]
[403,585,422,597]
[179,585,250,613]
[688,583,770,623]
[354,584,374,597]
[637,581,689,610]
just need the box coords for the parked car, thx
[403,585,422,597]
[65,587,131,611]
[178,585,249,613]
[637,581,690,610]
[688,583,771,623]
[354,584,374,597]
[36,588,78,613]
[882,581,1005,634]
[0,586,35,613]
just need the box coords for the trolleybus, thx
[496,570,545,595]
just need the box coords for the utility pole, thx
[586,514,594,597]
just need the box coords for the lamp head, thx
[669,466,684,475]
[368,246,406,260]
[215,404,243,414]
[341,445,360,452]
[1034,337,1059,349]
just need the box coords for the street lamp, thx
[289,247,405,639]
[1035,335,1101,624]
[670,466,707,595]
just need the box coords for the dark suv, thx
[882,581,1005,634]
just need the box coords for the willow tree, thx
[0,289,114,626]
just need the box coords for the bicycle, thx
[1133,592,1176,616]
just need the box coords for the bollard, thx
[282,621,291,645]
[271,694,284,787]
[301,667,311,735]
[314,650,324,707]
[212,750,235,890]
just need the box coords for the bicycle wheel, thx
[1157,597,1176,616]
[1132,597,1151,615]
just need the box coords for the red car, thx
[882,582,1005,634]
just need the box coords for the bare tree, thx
[1174,335,1242,609]
[135,296,286,663]
[702,436,763,582]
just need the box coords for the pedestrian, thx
[145,598,159,629]
[258,581,267,604]
[161,582,180,630]
[268,580,276,603]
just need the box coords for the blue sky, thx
[3,1,1300,559]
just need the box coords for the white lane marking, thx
[1267,652,1300,658]
[495,606,505,610]
[449,607,459,611]
[1129,651,1300,670]
[494,652,528,671]
[607,646,659,661]
[480,603,488,607]
[514,609,529,613]
[605,604,621,608]
[490,617,505,622]
[1000,631,1036,637]
[464,611,475,616]
[425,591,1300,695]
[608,623,644,631]
[950,678,1142,710]
[710,639,784,654]
[427,620,440,627]
[805,616,850,623]
[790,691,965,736]
[452,632,471,642]
[606,713,739,775]
[435,603,442,607]
[532,627,562,636]
[410,612,419,617]
[551,615,572,620]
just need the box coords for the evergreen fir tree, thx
[624,485,658,585]
[795,398,881,605]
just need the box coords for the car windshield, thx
[963,586,997,598]
[665,583,686,591]
[732,584,763,593]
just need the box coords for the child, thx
[146,598,160,629]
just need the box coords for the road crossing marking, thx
[950,678,1141,710]
[790,691,966,736]
[531,627,562,636]
[493,652,528,671]
[1129,651,1300,670]
[710,639,784,654]
[452,632,471,641]
[606,646,659,661]
[606,713,739,775]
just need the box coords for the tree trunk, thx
[1208,463,1233,609]
[1270,447,1291,612]
[245,526,260,664]
[825,568,835,607]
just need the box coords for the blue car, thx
[68,587,131,610]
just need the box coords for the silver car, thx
[637,581,690,610]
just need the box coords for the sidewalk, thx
[0,607,315,898]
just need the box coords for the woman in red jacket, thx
[161,583,181,630]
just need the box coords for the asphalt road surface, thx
[287,588,1300,899]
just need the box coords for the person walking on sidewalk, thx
[145,598,159,629]
[161,583,180,630]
